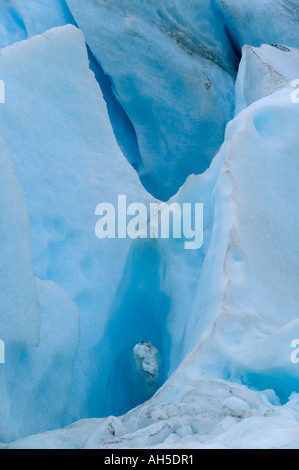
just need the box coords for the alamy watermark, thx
[0,83,5,364]
[0,81,5,363]
[0,340,5,364]
[290,79,299,104]
[0,80,5,104]
[291,339,299,364]
[95,196,203,250]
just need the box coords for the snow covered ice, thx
[0,0,298,449]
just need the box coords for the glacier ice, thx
[235,44,299,114]
[14,53,299,448]
[10,278,80,439]
[0,0,299,450]
[0,131,39,441]
[66,0,236,200]
[0,0,75,48]
[187,85,299,402]
[0,126,79,441]
[213,0,299,50]
[0,133,39,354]
[0,24,155,438]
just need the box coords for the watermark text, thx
[291,79,299,104]
[0,80,4,104]
[95,196,203,250]
[291,339,299,364]
[0,340,5,364]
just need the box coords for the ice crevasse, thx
[0,0,298,449]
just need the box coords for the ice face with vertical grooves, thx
[11,278,80,440]
[0,24,155,434]
[0,133,40,442]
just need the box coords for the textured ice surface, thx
[0,132,40,441]
[0,126,79,441]
[0,134,39,352]
[0,24,154,438]
[66,0,236,200]
[188,86,299,400]
[0,0,74,48]
[3,380,299,449]
[235,44,299,114]
[2,36,299,448]
[213,0,299,50]
[10,279,80,439]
